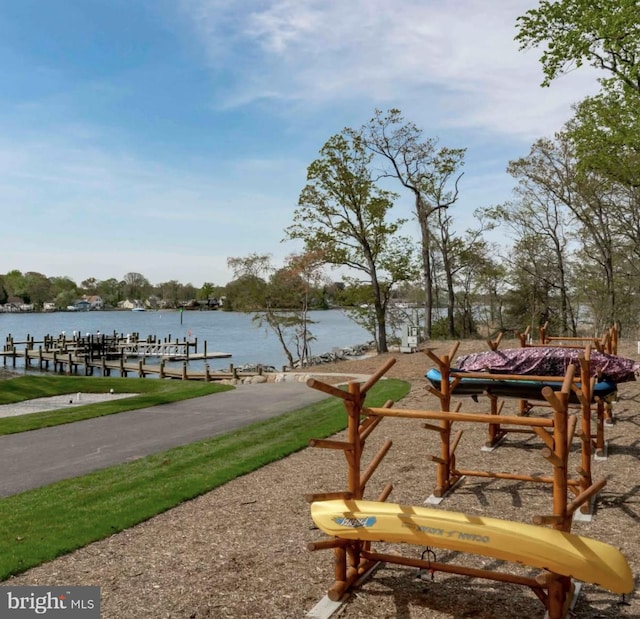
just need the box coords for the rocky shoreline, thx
[228,341,377,374]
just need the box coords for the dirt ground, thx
[6,338,640,618]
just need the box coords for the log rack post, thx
[577,350,593,496]
[424,344,459,497]
[543,377,570,532]
[306,359,397,602]
[485,393,507,448]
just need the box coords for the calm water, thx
[0,309,372,370]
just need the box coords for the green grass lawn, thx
[0,375,232,435]
[0,376,410,580]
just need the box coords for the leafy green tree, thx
[96,278,123,307]
[337,279,379,343]
[199,282,215,300]
[566,88,640,186]
[3,270,27,300]
[516,0,640,188]
[268,262,316,310]
[198,282,224,306]
[432,206,483,338]
[55,289,78,310]
[225,254,271,312]
[323,280,347,307]
[224,276,268,311]
[286,130,417,353]
[611,184,640,283]
[515,1,640,332]
[516,0,640,91]
[572,232,634,331]
[468,256,509,337]
[23,272,51,309]
[49,276,79,309]
[439,214,500,338]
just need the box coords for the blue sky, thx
[2,0,599,287]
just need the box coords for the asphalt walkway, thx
[0,382,331,498]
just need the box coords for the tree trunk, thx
[369,260,389,353]
[445,269,456,337]
[418,207,433,338]
[376,303,388,352]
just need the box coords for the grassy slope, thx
[0,377,410,580]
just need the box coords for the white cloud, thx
[181,0,600,139]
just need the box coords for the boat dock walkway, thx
[0,332,253,381]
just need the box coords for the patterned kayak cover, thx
[454,347,640,383]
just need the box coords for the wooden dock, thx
[0,332,255,382]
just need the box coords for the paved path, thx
[0,382,331,498]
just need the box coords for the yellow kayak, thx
[311,499,633,594]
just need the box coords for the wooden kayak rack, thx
[304,353,613,619]
[486,326,618,455]
[486,323,618,354]
[521,322,618,355]
[424,341,611,493]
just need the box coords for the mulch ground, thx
[5,338,640,618]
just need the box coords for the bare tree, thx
[354,109,465,337]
